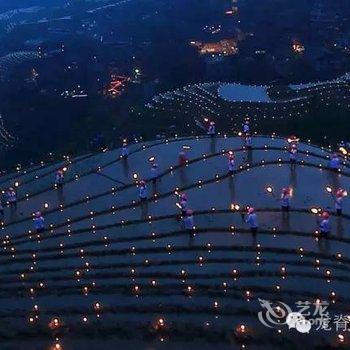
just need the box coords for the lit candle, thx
[157,318,165,328]
[325,186,332,193]
[338,334,345,343]
[234,323,250,337]
[266,185,273,194]
[310,208,319,214]
[48,317,61,330]
[339,147,347,156]
[94,302,101,311]
[230,204,240,211]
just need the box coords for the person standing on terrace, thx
[289,144,298,164]
[138,180,147,202]
[208,121,216,138]
[179,193,189,217]
[121,141,129,160]
[183,209,194,233]
[243,119,250,134]
[245,207,258,234]
[0,199,4,219]
[178,150,188,167]
[318,211,331,237]
[280,187,292,212]
[7,187,17,209]
[150,163,159,185]
[245,133,252,149]
[33,211,45,233]
[329,153,341,171]
[333,189,347,216]
[228,152,235,175]
[55,170,64,187]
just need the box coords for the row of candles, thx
[4,136,350,349]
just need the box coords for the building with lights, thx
[190,39,238,57]
[103,74,130,98]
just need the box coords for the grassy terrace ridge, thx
[0,133,340,181]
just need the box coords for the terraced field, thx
[1,136,349,349]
